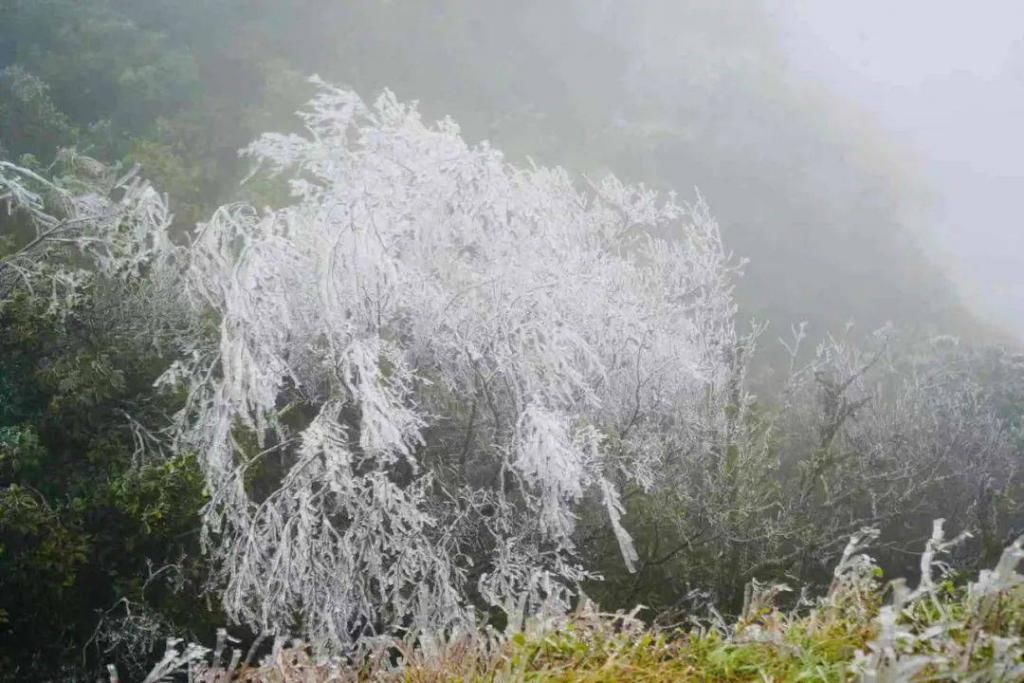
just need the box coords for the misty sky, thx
[774,0,1024,340]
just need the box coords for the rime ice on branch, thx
[165,78,742,649]
[0,152,173,313]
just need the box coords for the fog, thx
[7,1,1018,346]
[776,0,1024,340]
[284,0,1014,347]
[571,0,1024,344]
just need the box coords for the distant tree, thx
[0,66,77,159]
[162,81,743,650]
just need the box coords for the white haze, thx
[775,0,1024,340]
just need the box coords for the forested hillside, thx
[0,0,986,339]
[1,2,1022,680]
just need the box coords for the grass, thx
[142,524,1024,682]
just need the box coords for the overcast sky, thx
[773,0,1024,340]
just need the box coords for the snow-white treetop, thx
[165,78,743,649]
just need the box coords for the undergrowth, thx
[136,522,1024,682]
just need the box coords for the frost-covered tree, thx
[580,324,1024,618]
[0,150,174,315]
[771,331,1019,566]
[164,79,743,649]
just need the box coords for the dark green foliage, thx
[0,293,216,680]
